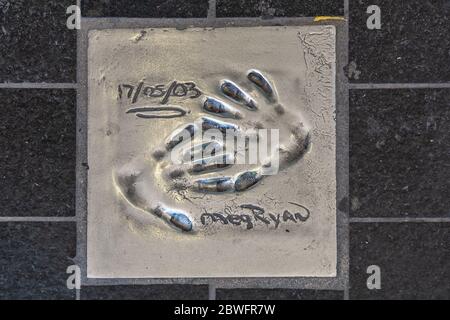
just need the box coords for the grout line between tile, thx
[0,83,77,89]
[344,0,349,18]
[208,283,217,300]
[350,217,450,223]
[0,216,77,222]
[208,0,216,20]
[75,0,86,281]
[344,0,350,301]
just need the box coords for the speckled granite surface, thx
[0,223,76,300]
[80,285,209,300]
[350,223,450,299]
[350,89,450,218]
[81,0,208,17]
[216,0,343,17]
[0,0,76,83]
[216,289,344,300]
[349,0,450,82]
[0,89,76,217]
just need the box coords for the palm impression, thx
[115,70,311,233]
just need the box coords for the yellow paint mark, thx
[314,16,346,22]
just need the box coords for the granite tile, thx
[349,0,450,82]
[216,289,344,300]
[350,223,450,299]
[0,222,76,300]
[0,89,76,217]
[81,285,209,300]
[350,89,450,217]
[0,0,76,82]
[82,0,208,17]
[217,0,343,18]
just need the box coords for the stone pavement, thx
[0,0,448,300]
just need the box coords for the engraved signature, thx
[200,202,311,230]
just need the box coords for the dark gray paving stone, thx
[0,0,76,82]
[217,0,343,18]
[0,89,76,217]
[82,0,208,17]
[81,285,209,300]
[216,289,343,300]
[350,89,450,218]
[350,223,450,300]
[0,222,76,300]
[349,0,450,82]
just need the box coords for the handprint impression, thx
[115,70,311,233]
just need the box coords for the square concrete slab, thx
[87,26,337,278]
[216,288,344,300]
